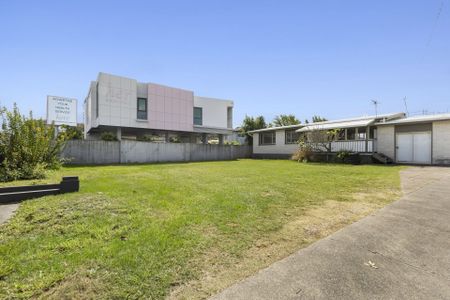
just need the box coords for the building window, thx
[336,129,345,140]
[137,98,147,120]
[259,132,276,145]
[346,128,356,140]
[356,127,367,140]
[285,130,299,144]
[194,107,202,125]
[369,127,376,139]
[227,107,233,128]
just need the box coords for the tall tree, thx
[271,114,301,127]
[311,115,328,123]
[239,115,267,145]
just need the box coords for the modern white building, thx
[250,112,450,165]
[84,72,233,143]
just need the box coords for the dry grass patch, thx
[169,191,401,299]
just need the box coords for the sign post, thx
[46,95,77,126]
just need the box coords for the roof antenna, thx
[403,96,409,116]
[371,99,379,117]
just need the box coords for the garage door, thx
[396,132,431,164]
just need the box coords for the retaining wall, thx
[61,140,252,164]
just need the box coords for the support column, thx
[116,127,122,141]
[165,132,169,143]
[365,126,369,153]
[202,133,208,144]
[218,134,224,145]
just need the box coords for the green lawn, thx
[0,160,402,299]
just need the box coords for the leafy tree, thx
[239,115,267,145]
[271,114,301,127]
[312,115,328,123]
[60,124,84,140]
[100,131,118,141]
[0,104,68,181]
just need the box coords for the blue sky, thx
[1,0,449,126]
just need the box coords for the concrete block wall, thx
[375,125,395,159]
[62,140,251,164]
[433,120,450,164]
[62,140,120,164]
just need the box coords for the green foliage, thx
[336,150,352,160]
[239,115,267,145]
[292,144,314,163]
[311,115,328,123]
[272,114,300,127]
[0,104,67,182]
[100,131,118,141]
[137,134,157,142]
[169,136,181,143]
[60,124,84,140]
[224,140,240,145]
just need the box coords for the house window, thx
[194,107,203,125]
[259,132,276,145]
[285,130,300,144]
[356,127,367,140]
[137,98,147,120]
[347,128,356,140]
[370,127,376,139]
[336,129,345,141]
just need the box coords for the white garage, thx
[396,132,431,164]
[377,114,450,165]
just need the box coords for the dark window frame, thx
[259,131,276,145]
[137,98,148,120]
[285,130,300,144]
[193,107,203,125]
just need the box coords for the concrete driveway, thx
[0,203,19,225]
[212,167,450,300]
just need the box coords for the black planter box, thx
[0,177,79,204]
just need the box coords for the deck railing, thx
[306,140,374,153]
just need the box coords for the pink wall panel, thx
[147,83,194,132]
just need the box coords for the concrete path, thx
[0,203,19,225]
[212,167,450,300]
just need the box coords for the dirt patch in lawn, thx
[33,269,106,300]
[169,193,396,299]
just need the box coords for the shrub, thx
[0,104,67,182]
[169,136,181,143]
[336,150,351,161]
[137,134,156,142]
[224,140,240,145]
[60,124,84,140]
[100,131,118,141]
[292,144,314,162]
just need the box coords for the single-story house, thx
[249,112,450,165]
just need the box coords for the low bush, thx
[292,144,314,162]
[100,131,118,141]
[224,140,241,145]
[336,150,351,161]
[0,104,67,182]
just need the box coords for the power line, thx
[423,1,445,59]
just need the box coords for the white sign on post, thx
[46,95,77,126]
